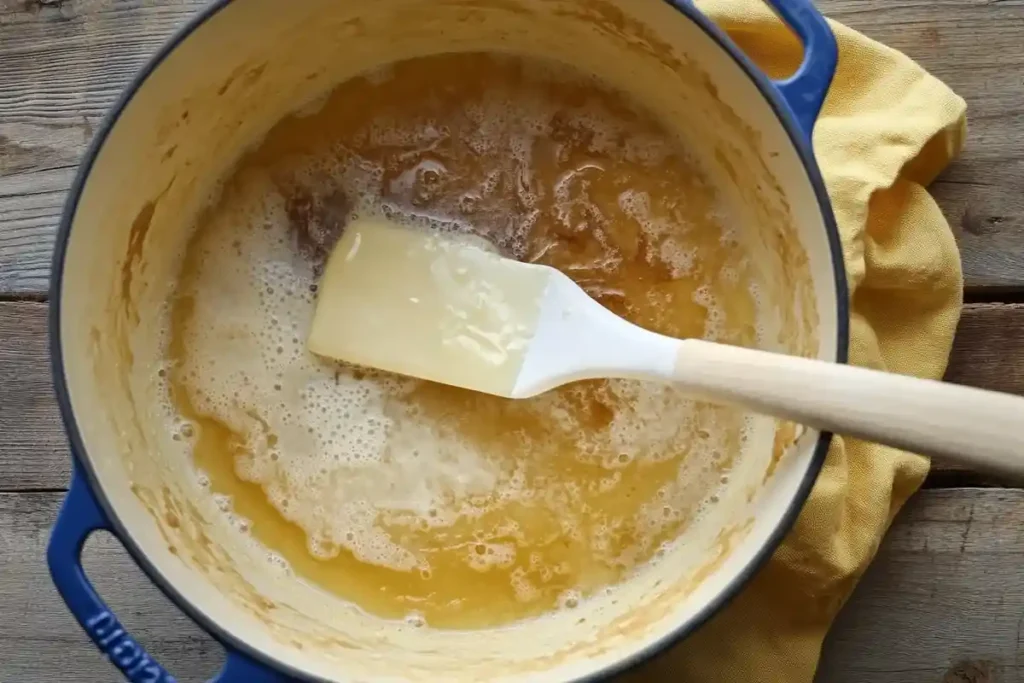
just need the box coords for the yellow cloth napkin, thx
[624,2,966,681]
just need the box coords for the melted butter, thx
[308,219,550,397]
[164,53,762,629]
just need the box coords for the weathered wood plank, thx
[818,488,1024,683]
[0,0,1023,294]
[0,487,1019,681]
[946,303,1024,396]
[0,300,69,490]
[0,0,204,294]
[2,300,1022,491]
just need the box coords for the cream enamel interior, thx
[56,0,839,680]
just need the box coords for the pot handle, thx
[48,462,294,683]
[760,0,838,136]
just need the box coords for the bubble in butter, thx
[308,219,551,397]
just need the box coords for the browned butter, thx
[163,53,762,628]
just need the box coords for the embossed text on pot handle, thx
[47,462,294,683]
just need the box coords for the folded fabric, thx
[623,2,966,680]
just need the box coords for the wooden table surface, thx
[1,1,1022,681]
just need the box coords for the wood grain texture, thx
[0,300,68,490]
[0,0,204,294]
[0,0,1023,294]
[947,303,1024,396]
[1,487,1020,682]
[3,300,1022,491]
[818,488,1024,683]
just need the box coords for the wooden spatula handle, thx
[674,339,1024,476]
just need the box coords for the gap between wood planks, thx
[2,300,1022,493]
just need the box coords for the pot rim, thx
[48,1,849,680]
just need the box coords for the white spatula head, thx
[308,218,680,398]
